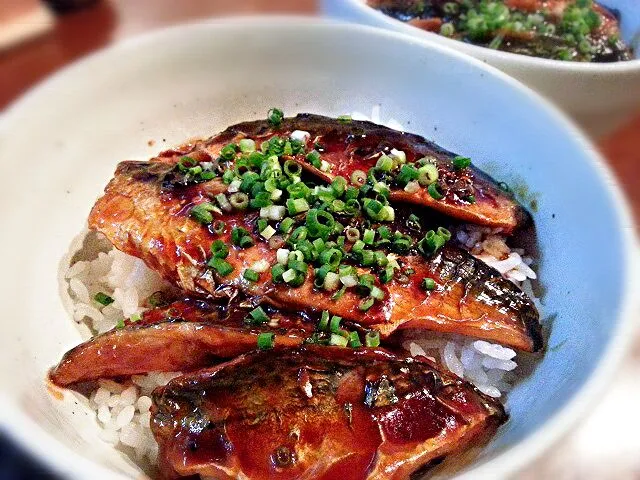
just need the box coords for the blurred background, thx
[1,1,638,479]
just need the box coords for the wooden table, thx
[1,1,639,478]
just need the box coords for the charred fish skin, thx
[213,113,530,233]
[49,299,314,387]
[150,347,506,480]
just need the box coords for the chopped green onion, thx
[337,115,352,124]
[348,331,362,348]
[129,312,142,323]
[213,220,226,234]
[370,286,385,301]
[440,22,456,36]
[279,217,295,234]
[319,310,330,331]
[427,183,444,200]
[331,285,347,300]
[329,333,348,347]
[267,108,284,127]
[306,150,322,168]
[380,265,395,284]
[351,170,367,186]
[418,163,439,186]
[247,306,269,325]
[365,330,380,347]
[466,195,476,204]
[289,226,308,244]
[220,144,238,161]
[359,297,375,311]
[94,292,114,306]
[207,257,234,276]
[229,192,249,210]
[363,229,375,245]
[215,193,232,212]
[422,278,436,291]
[210,240,229,259]
[306,209,335,238]
[345,227,360,243]
[231,227,251,247]
[452,156,471,169]
[257,332,275,350]
[271,263,286,282]
[287,198,310,215]
[376,155,394,172]
[190,202,216,224]
[115,318,125,329]
[283,160,302,177]
[437,227,452,241]
[243,269,260,282]
[397,164,419,185]
[330,315,342,333]
[331,176,348,197]
[239,138,256,153]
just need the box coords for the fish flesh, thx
[49,299,312,387]
[88,131,541,351]
[151,346,507,479]
[212,114,528,233]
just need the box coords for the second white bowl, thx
[322,0,640,137]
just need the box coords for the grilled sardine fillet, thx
[50,299,312,387]
[212,114,528,233]
[89,119,541,352]
[151,346,506,479]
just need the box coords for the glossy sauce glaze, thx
[89,148,541,351]
[49,297,323,387]
[151,346,506,479]
[215,114,527,233]
[367,0,634,62]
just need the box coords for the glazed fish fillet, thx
[212,114,528,232]
[151,346,507,479]
[49,299,312,387]
[89,158,541,351]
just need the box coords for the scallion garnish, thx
[365,331,380,347]
[267,108,284,128]
[427,183,444,200]
[246,306,269,325]
[207,257,234,276]
[257,332,275,350]
[220,144,238,161]
[190,202,216,224]
[422,278,436,291]
[348,331,362,348]
[319,310,330,331]
[243,269,260,282]
[329,333,348,347]
[359,297,375,311]
[94,292,114,306]
[329,315,342,333]
[210,240,229,259]
[115,318,125,329]
[452,156,471,169]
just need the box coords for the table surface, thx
[1,1,639,478]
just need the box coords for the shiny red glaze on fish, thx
[151,346,506,479]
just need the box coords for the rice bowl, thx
[0,18,637,480]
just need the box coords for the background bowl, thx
[321,0,640,138]
[0,18,637,480]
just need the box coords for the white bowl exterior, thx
[0,19,638,479]
[322,0,640,137]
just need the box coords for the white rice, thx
[58,109,541,468]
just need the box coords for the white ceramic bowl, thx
[322,0,640,137]
[0,18,637,480]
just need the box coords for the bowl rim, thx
[339,0,640,72]
[1,15,638,480]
